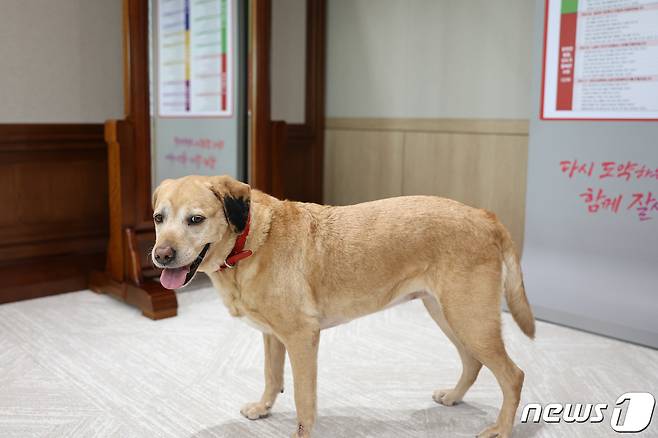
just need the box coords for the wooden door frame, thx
[89,0,178,320]
[92,0,325,318]
[290,0,326,203]
[249,0,326,202]
[249,0,273,194]
[123,0,154,231]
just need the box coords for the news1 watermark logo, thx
[521,392,656,433]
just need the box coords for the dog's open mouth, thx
[159,243,210,290]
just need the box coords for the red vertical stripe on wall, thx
[556,12,578,110]
[221,53,227,110]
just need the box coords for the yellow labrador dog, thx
[151,175,535,438]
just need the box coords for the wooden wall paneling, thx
[476,134,528,250]
[254,0,326,203]
[0,255,105,304]
[0,124,108,303]
[323,118,529,250]
[402,132,528,250]
[279,125,317,201]
[324,129,404,205]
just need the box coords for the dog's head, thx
[151,175,251,289]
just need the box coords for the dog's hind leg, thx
[423,296,482,406]
[437,266,525,438]
[283,329,320,438]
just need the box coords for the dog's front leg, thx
[285,330,320,438]
[241,333,286,420]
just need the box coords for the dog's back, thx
[261,194,533,337]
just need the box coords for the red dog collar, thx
[217,213,253,271]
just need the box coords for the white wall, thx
[326,0,535,119]
[0,0,123,123]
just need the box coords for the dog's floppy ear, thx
[152,179,174,208]
[208,175,251,232]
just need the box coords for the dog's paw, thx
[477,422,511,438]
[291,423,311,438]
[432,388,462,406]
[240,402,271,420]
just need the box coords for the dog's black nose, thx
[154,246,176,265]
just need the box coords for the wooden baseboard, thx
[0,253,105,304]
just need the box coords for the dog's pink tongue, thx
[160,266,189,290]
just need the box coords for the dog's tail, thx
[500,225,535,339]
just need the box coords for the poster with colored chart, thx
[158,0,233,117]
[150,0,245,187]
[542,0,658,120]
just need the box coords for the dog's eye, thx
[188,215,205,225]
[153,213,163,224]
